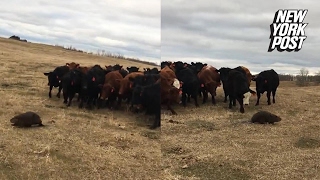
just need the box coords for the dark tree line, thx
[278,68,320,86]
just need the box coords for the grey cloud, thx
[161,0,320,75]
[0,0,160,62]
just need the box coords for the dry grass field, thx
[1,37,319,180]
[161,81,320,179]
[0,37,162,180]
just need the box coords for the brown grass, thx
[161,78,320,179]
[0,37,161,180]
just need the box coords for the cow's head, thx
[66,62,80,70]
[217,67,231,83]
[44,72,60,87]
[99,83,115,100]
[252,75,268,93]
[243,92,252,105]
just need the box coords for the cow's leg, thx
[237,95,245,113]
[150,107,161,129]
[56,85,62,98]
[255,93,261,106]
[63,89,68,104]
[67,92,75,107]
[193,91,199,107]
[115,96,122,110]
[78,95,84,108]
[233,99,236,106]
[167,101,177,115]
[181,92,187,107]
[211,93,216,105]
[97,98,103,109]
[187,94,191,102]
[267,90,271,105]
[223,89,228,103]
[86,95,93,110]
[49,85,53,98]
[202,89,208,104]
[77,94,81,102]
[229,97,233,109]
[272,89,276,103]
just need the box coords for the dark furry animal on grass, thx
[10,112,44,127]
[250,111,281,124]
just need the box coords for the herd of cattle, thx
[159,61,280,114]
[43,61,280,130]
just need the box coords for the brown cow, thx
[240,66,256,104]
[118,72,144,98]
[240,66,253,86]
[159,71,180,115]
[66,62,80,70]
[99,71,123,109]
[161,66,176,80]
[159,66,180,115]
[198,65,221,105]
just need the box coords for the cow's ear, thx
[76,64,80,68]
[215,69,220,73]
[44,72,51,76]
[126,67,130,71]
[66,63,70,66]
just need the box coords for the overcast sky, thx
[0,0,161,64]
[162,0,320,75]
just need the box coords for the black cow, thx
[161,61,172,69]
[119,69,128,78]
[252,69,279,106]
[127,66,140,73]
[105,64,128,78]
[44,65,70,98]
[173,61,200,107]
[190,62,207,74]
[220,69,250,113]
[62,69,88,107]
[218,67,255,103]
[130,74,161,129]
[79,65,106,109]
[144,68,159,75]
[218,67,233,102]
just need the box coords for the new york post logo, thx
[268,9,308,52]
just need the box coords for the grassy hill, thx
[0,37,161,179]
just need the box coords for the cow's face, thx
[44,72,60,87]
[81,74,88,90]
[100,84,114,100]
[253,76,268,93]
[243,92,252,105]
[217,68,231,83]
[66,62,80,70]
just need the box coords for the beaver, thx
[250,111,281,124]
[10,111,44,127]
